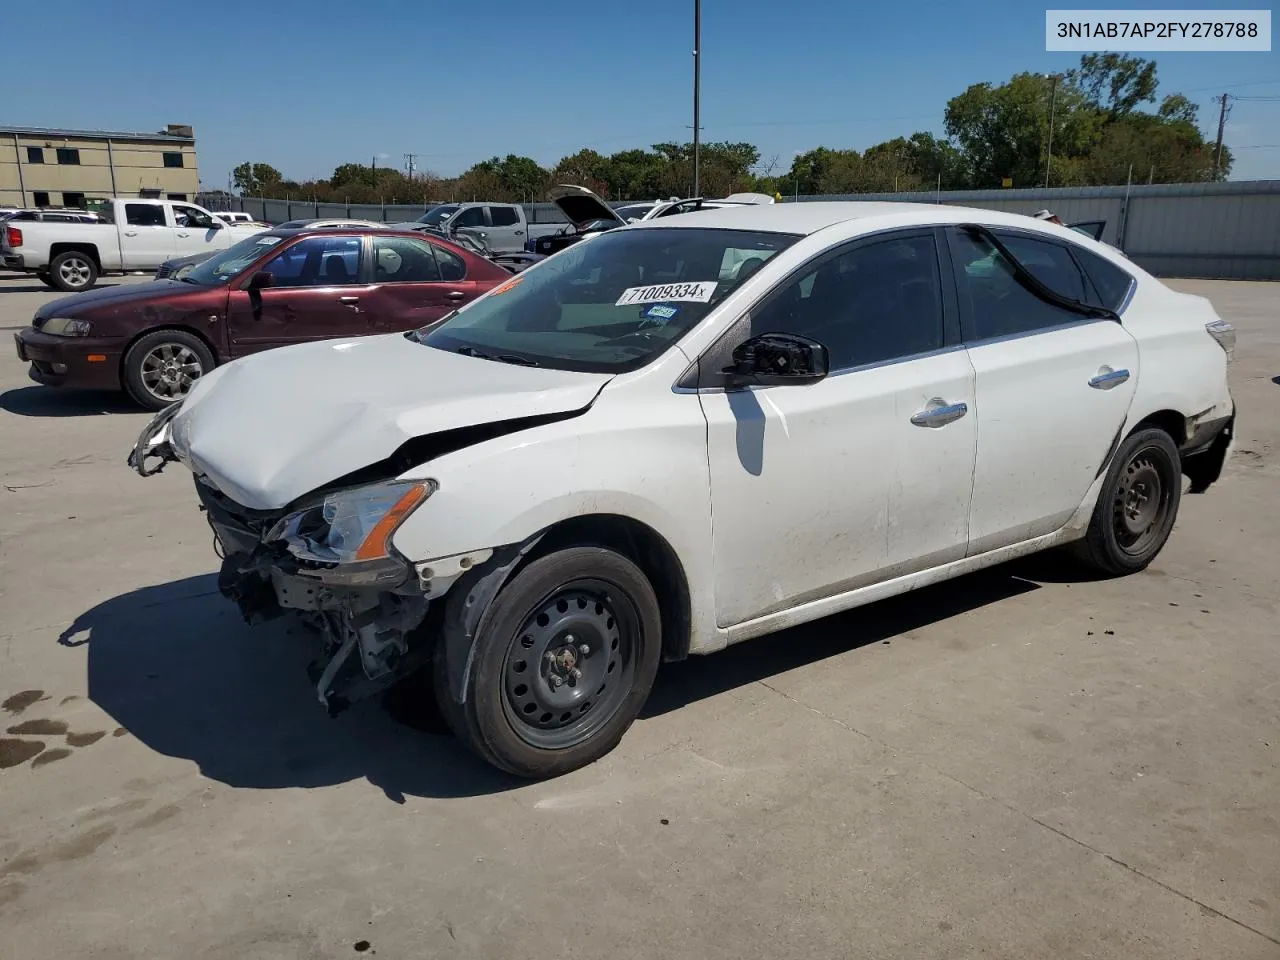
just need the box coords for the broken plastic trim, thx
[958,224,1121,322]
[127,403,182,477]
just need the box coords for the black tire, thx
[35,270,57,290]
[48,251,99,292]
[122,329,216,411]
[1073,427,1182,575]
[434,546,662,779]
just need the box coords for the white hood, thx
[175,334,611,510]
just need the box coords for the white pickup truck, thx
[0,198,264,291]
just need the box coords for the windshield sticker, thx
[616,281,717,306]
[640,303,679,325]
[255,237,283,246]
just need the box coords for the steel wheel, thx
[57,255,93,289]
[501,581,637,750]
[140,342,204,402]
[1111,447,1175,556]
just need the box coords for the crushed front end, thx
[197,477,437,714]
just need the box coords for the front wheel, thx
[122,329,216,411]
[435,546,662,779]
[1074,427,1182,575]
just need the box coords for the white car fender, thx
[390,351,726,655]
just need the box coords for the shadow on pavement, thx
[68,565,1044,799]
[643,566,1040,717]
[0,385,142,418]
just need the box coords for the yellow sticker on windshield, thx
[490,277,523,296]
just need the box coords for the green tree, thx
[232,161,282,195]
[1068,53,1158,119]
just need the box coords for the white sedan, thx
[130,202,1236,779]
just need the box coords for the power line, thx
[1180,77,1280,93]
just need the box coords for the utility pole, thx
[1044,73,1059,188]
[692,0,701,197]
[404,153,418,181]
[1213,93,1231,176]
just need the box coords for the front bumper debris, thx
[197,479,433,714]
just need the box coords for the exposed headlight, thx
[41,317,92,336]
[1205,319,1236,360]
[267,480,436,586]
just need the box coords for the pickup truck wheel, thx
[122,330,215,410]
[1073,427,1181,575]
[49,251,98,292]
[435,546,662,779]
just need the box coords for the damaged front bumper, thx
[199,479,434,713]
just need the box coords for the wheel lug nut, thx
[570,668,582,681]
[550,675,563,688]
[564,634,575,645]
[579,643,590,656]
[544,651,557,663]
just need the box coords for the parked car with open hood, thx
[529,185,775,256]
[128,202,1235,779]
[0,198,264,292]
[16,227,510,409]
[402,202,563,253]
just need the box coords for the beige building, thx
[0,124,199,209]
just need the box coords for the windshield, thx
[421,227,798,373]
[417,205,459,226]
[615,204,654,222]
[184,234,284,285]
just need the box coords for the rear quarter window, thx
[1070,245,1134,312]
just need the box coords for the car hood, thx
[35,280,196,320]
[174,333,612,511]
[547,184,626,230]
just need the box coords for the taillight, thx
[4,226,21,248]
[1205,318,1236,360]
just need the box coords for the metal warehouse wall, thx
[795,180,1280,281]
[204,181,1280,280]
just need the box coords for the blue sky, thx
[5,0,1278,186]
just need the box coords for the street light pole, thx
[1045,73,1058,189]
[692,0,701,197]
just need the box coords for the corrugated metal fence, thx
[201,180,1280,280]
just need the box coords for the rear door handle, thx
[124,231,138,237]
[176,232,190,238]
[514,229,524,235]
[910,399,968,428]
[446,291,467,301]
[1089,367,1130,389]
[338,296,360,311]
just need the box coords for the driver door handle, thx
[446,291,467,301]
[124,230,138,237]
[176,232,190,238]
[910,399,968,428]
[338,296,360,311]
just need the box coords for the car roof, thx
[625,201,1076,236]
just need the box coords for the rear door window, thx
[488,206,520,227]
[373,236,442,282]
[125,204,166,227]
[993,232,1089,301]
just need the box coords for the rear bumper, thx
[1182,401,1235,494]
[2,253,27,270]
[14,327,124,390]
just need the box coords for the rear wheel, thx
[122,329,216,410]
[48,251,98,292]
[434,546,662,779]
[1074,427,1181,575]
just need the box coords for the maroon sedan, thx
[13,228,512,410]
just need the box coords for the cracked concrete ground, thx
[0,275,1277,959]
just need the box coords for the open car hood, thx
[547,184,626,231]
[173,334,611,510]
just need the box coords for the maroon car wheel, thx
[122,329,216,411]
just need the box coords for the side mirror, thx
[724,332,829,387]
[247,270,275,290]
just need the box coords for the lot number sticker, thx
[616,281,717,306]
